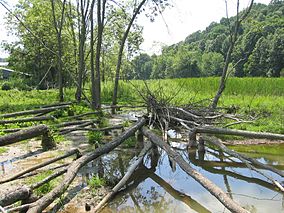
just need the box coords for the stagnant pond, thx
[79,143,284,213]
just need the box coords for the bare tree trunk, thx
[112,0,147,113]
[51,0,67,102]
[211,0,254,109]
[142,127,248,213]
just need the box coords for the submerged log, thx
[26,118,146,213]
[0,125,49,147]
[93,141,152,212]
[0,116,55,125]
[195,127,284,140]
[0,105,69,119]
[0,149,80,184]
[142,127,248,213]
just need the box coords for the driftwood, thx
[26,118,146,213]
[142,127,248,213]
[0,168,67,208]
[0,116,55,125]
[93,141,152,212]
[203,135,284,192]
[0,105,69,119]
[0,125,50,147]
[0,149,80,184]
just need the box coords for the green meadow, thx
[0,77,283,133]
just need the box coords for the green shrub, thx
[87,175,106,189]
[1,82,11,90]
[88,131,103,145]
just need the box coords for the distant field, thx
[0,77,283,133]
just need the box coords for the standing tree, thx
[211,0,254,109]
[51,0,67,102]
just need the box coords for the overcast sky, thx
[0,0,271,57]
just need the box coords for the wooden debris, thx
[0,116,55,125]
[142,127,248,213]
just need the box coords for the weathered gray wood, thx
[0,116,55,125]
[195,127,284,140]
[0,149,80,184]
[54,119,96,128]
[0,125,48,147]
[93,141,152,212]
[142,127,248,213]
[26,118,146,213]
[0,105,69,119]
[0,186,31,207]
[68,111,100,120]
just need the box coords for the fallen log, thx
[0,116,55,125]
[203,135,284,192]
[195,127,284,141]
[93,141,152,212]
[60,125,124,135]
[26,118,146,213]
[0,105,69,119]
[142,127,248,213]
[59,121,95,134]
[0,125,51,147]
[40,101,73,108]
[54,119,96,128]
[0,149,80,184]
[0,168,67,207]
[0,128,22,133]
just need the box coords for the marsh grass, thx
[0,77,283,133]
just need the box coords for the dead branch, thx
[142,127,248,213]
[203,135,284,192]
[0,105,69,119]
[26,118,146,213]
[60,125,124,135]
[59,121,95,134]
[0,149,80,184]
[93,141,152,212]
[0,116,55,125]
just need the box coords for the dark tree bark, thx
[0,125,49,147]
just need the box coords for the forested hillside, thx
[129,1,284,79]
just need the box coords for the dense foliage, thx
[129,1,284,79]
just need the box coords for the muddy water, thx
[89,144,284,213]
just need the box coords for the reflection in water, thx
[98,145,284,213]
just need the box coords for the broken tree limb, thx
[93,141,152,212]
[26,118,146,213]
[0,125,49,147]
[203,135,284,192]
[195,127,284,140]
[0,149,80,184]
[0,105,69,119]
[142,127,248,213]
[0,116,55,125]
